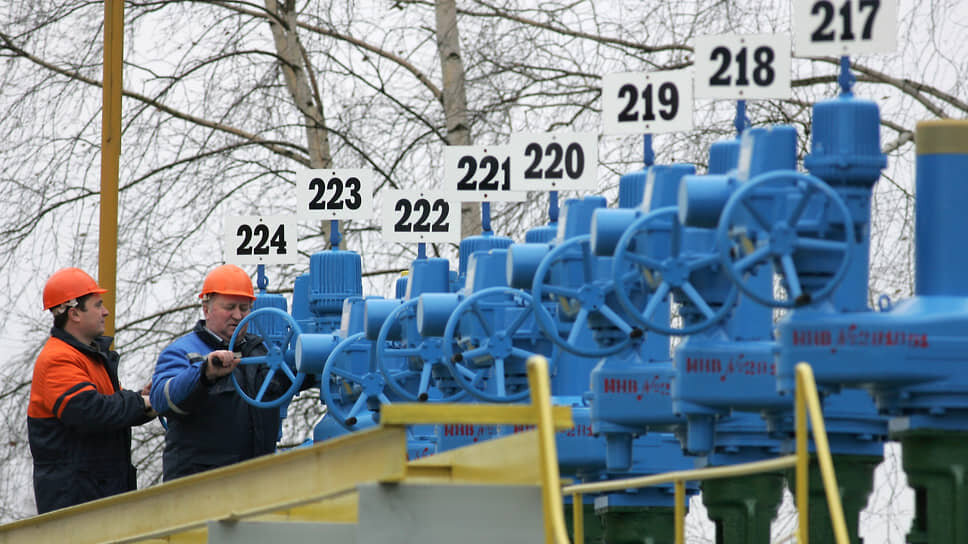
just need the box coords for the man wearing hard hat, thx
[150,264,291,481]
[28,268,155,514]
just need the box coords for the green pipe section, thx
[596,506,676,544]
[786,453,880,544]
[897,429,968,544]
[702,472,785,544]
[564,502,605,544]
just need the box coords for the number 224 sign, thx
[224,215,299,265]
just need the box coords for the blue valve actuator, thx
[340,296,375,336]
[593,163,696,256]
[365,299,403,341]
[295,333,340,374]
[507,243,552,289]
[458,232,513,279]
[309,250,363,315]
[556,196,607,241]
[417,293,461,338]
[291,274,313,332]
[394,275,408,299]
[465,249,511,293]
[525,224,558,244]
[405,258,450,299]
[739,125,798,179]
[253,292,287,312]
[708,138,741,175]
[804,94,886,186]
[618,169,649,209]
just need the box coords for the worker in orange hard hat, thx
[28,267,156,514]
[150,264,294,480]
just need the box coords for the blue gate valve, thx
[228,307,306,408]
[438,249,549,403]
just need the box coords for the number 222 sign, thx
[224,215,299,265]
[382,190,461,244]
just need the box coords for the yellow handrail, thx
[532,359,849,544]
[795,362,850,544]
[527,356,572,544]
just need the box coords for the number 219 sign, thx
[224,215,299,265]
[602,70,693,135]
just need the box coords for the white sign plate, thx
[382,190,461,244]
[695,34,791,99]
[444,146,526,202]
[225,215,299,265]
[602,70,694,135]
[508,132,598,192]
[793,0,897,56]
[296,168,374,220]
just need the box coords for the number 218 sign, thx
[224,215,299,265]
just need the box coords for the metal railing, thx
[526,356,849,544]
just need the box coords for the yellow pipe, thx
[572,492,583,544]
[796,363,849,544]
[381,402,573,430]
[674,480,685,544]
[527,356,571,544]
[99,0,123,337]
[563,455,797,496]
[796,366,808,544]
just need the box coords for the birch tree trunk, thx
[266,0,339,247]
[434,0,480,237]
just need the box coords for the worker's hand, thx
[204,350,240,380]
[140,382,151,396]
[141,393,157,417]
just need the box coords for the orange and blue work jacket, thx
[27,327,152,514]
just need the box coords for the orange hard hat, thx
[43,267,107,311]
[199,264,255,301]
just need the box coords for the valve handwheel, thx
[716,171,854,308]
[531,235,638,358]
[441,287,541,402]
[612,206,738,335]
[321,332,393,429]
[228,307,306,408]
[376,299,466,402]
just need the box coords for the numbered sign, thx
[695,34,791,99]
[225,215,299,265]
[444,146,525,202]
[382,190,461,244]
[508,132,597,192]
[794,0,896,56]
[296,169,373,220]
[602,70,693,135]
